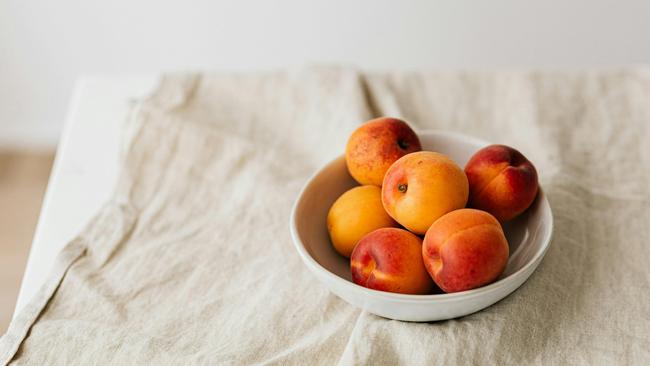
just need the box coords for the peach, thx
[351,228,434,295]
[464,144,539,222]
[382,151,469,235]
[422,209,509,293]
[345,117,421,186]
[327,185,398,257]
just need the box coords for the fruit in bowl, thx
[351,228,434,295]
[290,122,553,321]
[332,120,538,296]
[464,144,539,222]
[327,185,398,257]
[382,151,469,235]
[422,209,509,293]
[345,117,421,186]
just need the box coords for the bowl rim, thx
[290,129,553,303]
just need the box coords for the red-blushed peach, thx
[327,186,399,257]
[422,209,509,293]
[345,117,421,186]
[351,228,434,295]
[382,151,468,235]
[464,144,539,222]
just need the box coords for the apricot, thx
[327,185,398,257]
[345,117,421,186]
[351,228,434,295]
[422,209,509,293]
[464,144,538,222]
[382,151,468,235]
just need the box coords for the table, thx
[13,76,158,317]
[5,68,649,365]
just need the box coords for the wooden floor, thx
[0,151,54,334]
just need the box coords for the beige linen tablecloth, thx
[2,67,650,365]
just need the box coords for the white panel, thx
[1,0,650,148]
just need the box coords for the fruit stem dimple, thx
[398,184,407,193]
[397,139,409,150]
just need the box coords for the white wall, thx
[2,0,650,148]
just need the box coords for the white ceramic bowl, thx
[290,131,553,322]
